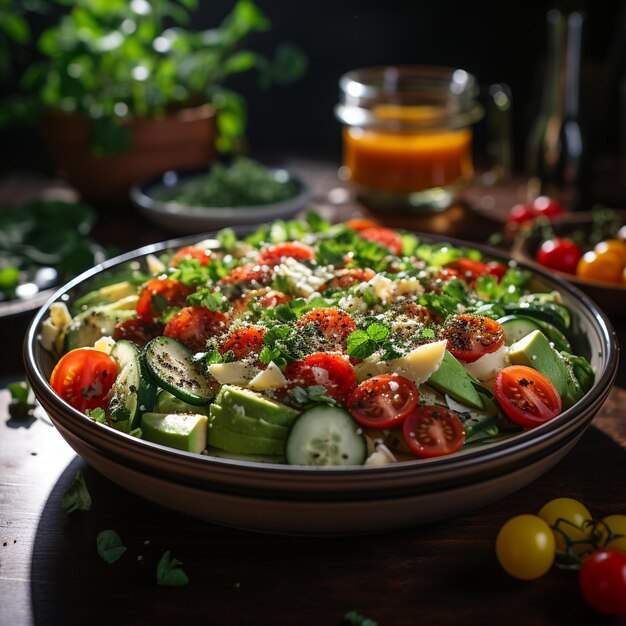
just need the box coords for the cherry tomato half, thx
[441,314,505,363]
[217,263,274,286]
[494,365,562,428]
[50,348,118,413]
[347,374,419,429]
[496,514,556,580]
[296,307,357,352]
[358,227,403,255]
[323,268,376,291]
[535,237,582,275]
[257,242,315,267]
[231,288,292,317]
[136,277,191,323]
[579,549,626,616]
[219,325,266,361]
[163,306,230,352]
[402,405,465,458]
[169,245,212,267]
[345,217,381,232]
[283,353,356,404]
[537,497,593,554]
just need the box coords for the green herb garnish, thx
[61,470,92,514]
[6,380,35,419]
[96,530,127,565]
[156,550,189,587]
[157,157,300,208]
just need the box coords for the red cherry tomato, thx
[358,227,403,255]
[535,237,582,275]
[533,195,565,219]
[579,549,626,616]
[257,242,315,267]
[113,318,163,348]
[296,307,357,352]
[50,348,118,413]
[402,405,466,458]
[444,258,488,284]
[494,365,562,428]
[169,245,212,267]
[283,353,356,404]
[217,263,274,285]
[441,314,505,363]
[163,306,230,352]
[485,261,508,281]
[345,217,381,232]
[347,374,419,429]
[219,325,266,361]
[136,277,191,323]
[507,203,537,224]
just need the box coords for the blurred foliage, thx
[0,0,307,153]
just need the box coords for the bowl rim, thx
[23,229,620,496]
[129,165,312,219]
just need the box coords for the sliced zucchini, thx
[285,405,367,467]
[107,339,156,431]
[144,336,216,406]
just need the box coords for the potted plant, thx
[1,0,307,206]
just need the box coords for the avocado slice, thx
[208,423,286,456]
[426,351,483,410]
[154,389,209,416]
[72,281,138,314]
[209,404,289,441]
[141,413,208,453]
[214,385,299,427]
[507,330,583,408]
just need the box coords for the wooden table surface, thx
[1,158,625,626]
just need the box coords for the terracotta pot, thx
[41,105,217,208]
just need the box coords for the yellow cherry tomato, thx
[538,497,593,554]
[576,250,623,284]
[496,514,556,580]
[600,514,626,553]
[594,239,626,266]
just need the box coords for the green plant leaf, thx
[61,470,92,514]
[96,530,127,564]
[156,550,189,586]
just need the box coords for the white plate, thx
[130,167,312,233]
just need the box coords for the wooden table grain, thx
[1,159,625,626]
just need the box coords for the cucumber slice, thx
[285,405,367,467]
[144,336,216,405]
[498,314,572,352]
[108,339,156,430]
[498,315,543,346]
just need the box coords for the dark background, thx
[1,0,625,181]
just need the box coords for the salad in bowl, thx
[39,213,597,468]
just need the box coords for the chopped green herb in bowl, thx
[155,157,301,208]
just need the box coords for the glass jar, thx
[335,65,489,212]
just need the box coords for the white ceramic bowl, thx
[24,233,619,535]
[130,166,312,234]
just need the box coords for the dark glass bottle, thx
[526,9,585,210]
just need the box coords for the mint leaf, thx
[366,322,389,342]
[97,530,127,564]
[157,550,189,587]
[61,470,92,514]
[346,329,377,360]
[7,380,35,418]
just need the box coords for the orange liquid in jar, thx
[342,105,474,193]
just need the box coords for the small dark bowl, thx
[24,232,619,535]
[130,166,312,234]
[511,211,626,316]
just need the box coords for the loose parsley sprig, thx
[61,470,92,514]
[156,550,189,587]
[97,530,127,564]
[6,380,35,419]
